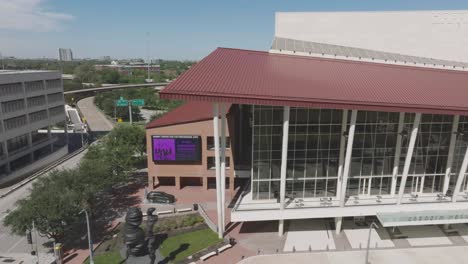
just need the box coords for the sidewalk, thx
[0,253,55,264]
[238,245,468,264]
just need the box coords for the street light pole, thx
[80,209,94,264]
[365,221,379,264]
[32,221,39,264]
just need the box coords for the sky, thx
[1,0,468,60]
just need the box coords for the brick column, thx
[175,176,181,189]
[203,177,208,190]
[229,175,235,192]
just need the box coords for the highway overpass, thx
[63,82,169,95]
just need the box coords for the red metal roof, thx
[146,101,231,129]
[160,48,468,115]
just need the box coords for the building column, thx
[278,219,285,236]
[339,110,357,208]
[213,103,223,238]
[390,113,405,196]
[336,110,348,201]
[203,177,208,190]
[229,175,235,192]
[397,113,421,205]
[28,132,34,162]
[220,103,227,230]
[452,144,468,202]
[279,106,290,237]
[64,119,69,147]
[175,176,181,189]
[443,115,460,194]
[2,141,11,173]
[335,217,343,234]
[151,176,156,190]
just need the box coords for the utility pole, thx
[146,32,151,81]
[80,209,94,264]
[128,100,133,124]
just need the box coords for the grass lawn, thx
[160,228,222,262]
[84,250,124,264]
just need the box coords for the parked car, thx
[146,191,175,204]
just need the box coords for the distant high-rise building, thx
[58,48,73,61]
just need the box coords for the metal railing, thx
[198,203,218,233]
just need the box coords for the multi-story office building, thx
[58,48,73,61]
[0,70,68,186]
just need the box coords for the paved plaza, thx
[343,221,394,249]
[399,225,452,247]
[284,219,336,251]
[239,245,468,264]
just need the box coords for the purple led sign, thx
[152,136,201,162]
[153,138,176,160]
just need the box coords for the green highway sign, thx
[131,99,145,106]
[116,99,128,107]
[116,97,144,107]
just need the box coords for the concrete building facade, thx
[275,10,468,63]
[0,70,68,186]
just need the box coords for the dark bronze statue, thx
[123,207,158,263]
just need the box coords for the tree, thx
[80,124,146,184]
[4,169,83,242]
[3,124,146,243]
[74,63,97,83]
[106,123,146,155]
[98,68,120,84]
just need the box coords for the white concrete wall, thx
[275,10,468,62]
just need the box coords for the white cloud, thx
[0,0,73,32]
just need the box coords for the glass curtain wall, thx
[251,105,283,200]
[251,106,344,200]
[346,111,400,197]
[286,108,343,199]
[251,104,463,200]
[453,116,468,192]
[401,114,452,194]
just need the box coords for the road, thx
[77,96,114,132]
[0,150,87,257]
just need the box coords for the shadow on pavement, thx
[239,221,278,234]
[157,243,189,264]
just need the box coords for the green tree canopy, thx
[98,68,121,84]
[4,124,146,243]
[74,63,97,83]
[4,169,83,242]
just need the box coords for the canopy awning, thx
[377,210,468,227]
